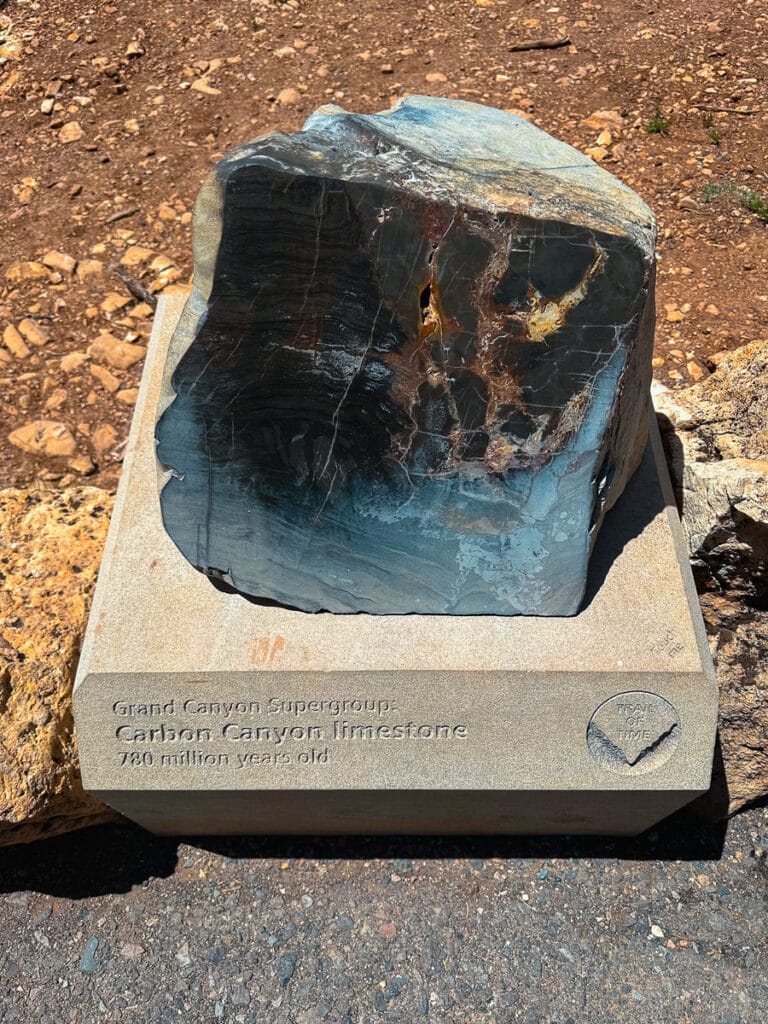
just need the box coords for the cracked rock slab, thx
[156,95,656,614]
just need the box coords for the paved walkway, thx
[1,805,766,1023]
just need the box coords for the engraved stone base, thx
[73,296,718,836]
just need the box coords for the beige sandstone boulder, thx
[0,487,119,846]
[656,338,768,814]
[700,594,768,815]
[8,420,78,458]
[88,331,147,370]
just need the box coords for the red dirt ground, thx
[1,0,766,489]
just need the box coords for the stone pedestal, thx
[74,296,718,835]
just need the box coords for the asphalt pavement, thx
[1,804,767,1023]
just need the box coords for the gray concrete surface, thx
[1,803,766,1023]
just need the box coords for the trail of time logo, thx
[587,691,680,775]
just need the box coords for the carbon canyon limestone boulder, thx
[156,95,656,615]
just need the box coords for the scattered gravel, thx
[0,804,766,1022]
[3,0,768,490]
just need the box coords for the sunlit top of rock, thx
[226,95,652,241]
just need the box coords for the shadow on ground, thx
[580,434,666,611]
[0,803,731,900]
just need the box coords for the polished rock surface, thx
[156,96,656,614]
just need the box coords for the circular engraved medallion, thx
[587,691,680,775]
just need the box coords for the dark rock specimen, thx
[156,96,656,614]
